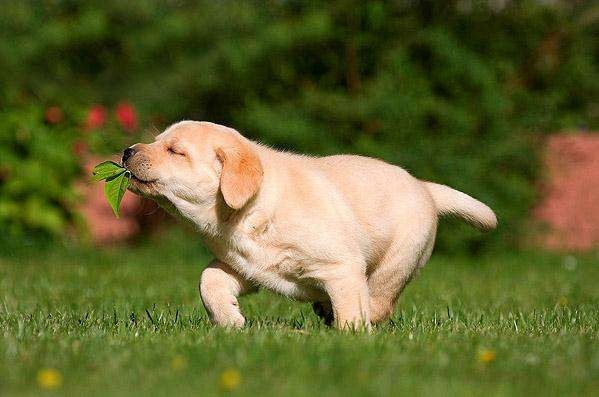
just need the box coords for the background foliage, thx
[1,0,598,252]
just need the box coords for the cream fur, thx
[125,121,497,330]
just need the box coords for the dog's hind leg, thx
[324,273,371,331]
[199,259,257,328]
[367,227,436,324]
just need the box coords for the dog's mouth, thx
[124,168,157,185]
[130,173,152,184]
[126,171,160,197]
[119,159,149,183]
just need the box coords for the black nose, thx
[122,147,136,163]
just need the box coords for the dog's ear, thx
[216,140,263,210]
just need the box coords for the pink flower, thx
[44,106,64,124]
[85,105,106,130]
[115,102,138,132]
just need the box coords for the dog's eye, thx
[168,147,185,156]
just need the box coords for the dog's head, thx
[123,121,263,212]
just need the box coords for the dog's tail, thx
[423,182,497,231]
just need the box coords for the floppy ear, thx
[216,141,263,210]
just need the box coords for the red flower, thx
[85,105,106,130]
[44,106,64,124]
[115,102,138,132]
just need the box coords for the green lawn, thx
[0,233,597,396]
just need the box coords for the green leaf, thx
[93,161,131,218]
[93,161,126,181]
[103,171,130,218]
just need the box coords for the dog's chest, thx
[204,233,325,301]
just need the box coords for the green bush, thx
[0,103,80,235]
[1,1,597,251]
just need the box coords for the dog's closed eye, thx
[167,146,186,156]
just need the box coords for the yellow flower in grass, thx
[219,368,241,391]
[478,349,496,364]
[557,296,568,307]
[37,368,63,390]
[171,355,187,371]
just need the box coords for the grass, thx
[0,231,598,396]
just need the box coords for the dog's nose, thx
[122,147,136,164]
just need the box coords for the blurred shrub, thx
[1,0,597,251]
[0,103,80,235]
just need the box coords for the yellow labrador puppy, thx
[124,121,496,330]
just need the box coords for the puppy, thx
[124,121,496,329]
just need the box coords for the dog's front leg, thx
[199,259,256,328]
[324,274,371,331]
